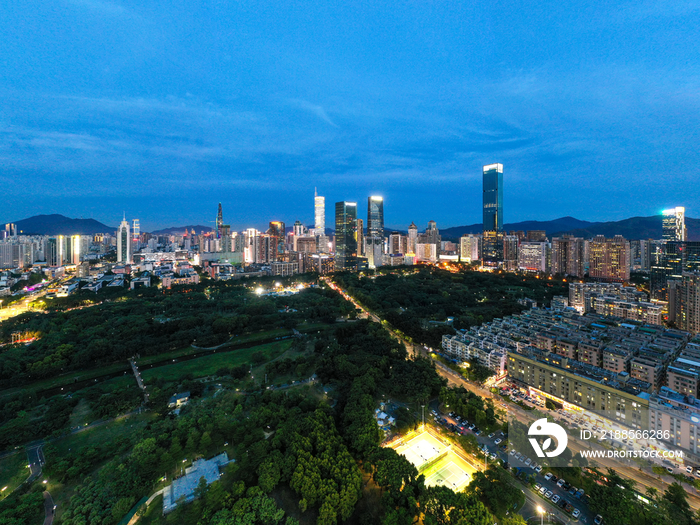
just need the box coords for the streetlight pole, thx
[537,506,544,525]
[421,404,425,430]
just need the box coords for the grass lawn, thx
[141,340,292,382]
[52,412,155,457]
[0,452,30,499]
[69,398,92,428]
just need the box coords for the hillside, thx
[10,214,115,235]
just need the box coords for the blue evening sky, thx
[1,0,698,231]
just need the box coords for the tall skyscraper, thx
[407,222,418,254]
[314,189,325,234]
[117,216,132,264]
[367,196,384,268]
[651,241,700,300]
[335,201,357,271]
[662,207,687,242]
[356,218,364,257]
[216,203,224,239]
[483,163,503,232]
[482,163,504,264]
[268,221,286,261]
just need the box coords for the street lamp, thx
[536,505,544,525]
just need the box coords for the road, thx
[26,445,44,483]
[43,491,55,525]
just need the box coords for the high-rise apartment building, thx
[335,201,357,271]
[460,234,481,263]
[117,216,132,264]
[132,219,140,250]
[367,196,384,268]
[551,235,585,277]
[482,163,504,264]
[268,221,285,261]
[518,241,549,273]
[407,222,418,255]
[216,203,224,239]
[669,272,700,335]
[662,207,687,242]
[356,219,364,257]
[588,235,630,282]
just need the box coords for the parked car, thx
[594,515,604,524]
[557,478,566,488]
[534,483,542,492]
[686,465,693,474]
[539,486,547,495]
[544,473,553,481]
[545,490,553,499]
[495,438,502,445]
[575,488,585,499]
[568,486,577,496]
[488,433,496,439]
[535,465,543,473]
[525,458,532,466]
[572,508,580,518]
[552,495,561,504]
[510,449,517,456]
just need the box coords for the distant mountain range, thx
[7,214,699,241]
[439,215,700,241]
[150,225,214,235]
[10,214,116,235]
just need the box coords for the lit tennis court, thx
[423,461,471,491]
[392,431,447,468]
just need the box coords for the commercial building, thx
[651,242,700,300]
[117,216,132,264]
[662,207,687,242]
[482,163,504,265]
[649,387,700,464]
[335,202,357,271]
[366,196,384,268]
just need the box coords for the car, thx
[687,465,693,474]
[667,467,674,474]
[534,483,542,492]
[572,509,581,519]
[495,438,502,445]
[545,490,553,499]
[568,486,577,496]
[552,495,561,504]
[515,452,522,460]
[525,458,532,466]
[562,482,571,490]
[696,469,700,477]
[550,475,558,483]
[576,488,585,499]
[510,449,517,456]
[488,433,495,439]
[468,424,476,430]
[544,472,553,481]
[558,498,568,509]
[557,478,566,488]
[539,486,547,495]
[535,465,543,473]
[474,429,481,435]
[594,515,604,525]
[490,453,497,460]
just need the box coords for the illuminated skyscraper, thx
[216,203,224,239]
[407,222,418,254]
[482,163,504,264]
[268,221,286,260]
[367,196,384,268]
[356,218,364,257]
[335,201,357,271]
[662,207,687,242]
[483,163,503,233]
[314,189,325,234]
[551,235,585,277]
[131,219,141,249]
[117,215,132,263]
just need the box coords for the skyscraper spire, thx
[216,203,223,239]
